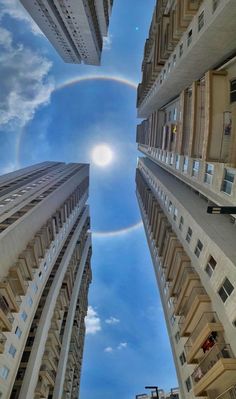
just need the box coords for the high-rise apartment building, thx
[136,1,236,399]
[0,161,92,399]
[20,0,113,65]
[136,387,180,399]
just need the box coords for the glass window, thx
[198,10,204,31]
[183,157,188,173]
[179,43,183,57]
[38,271,43,281]
[186,227,192,243]
[221,169,235,195]
[0,366,9,380]
[179,216,184,231]
[179,351,186,365]
[173,207,178,221]
[205,256,217,278]
[27,296,33,307]
[15,327,22,339]
[218,278,234,303]
[187,29,192,46]
[20,311,27,322]
[170,153,174,165]
[213,0,220,12]
[230,79,236,103]
[168,201,173,213]
[175,331,180,343]
[204,164,214,184]
[173,107,177,121]
[168,62,171,72]
[192,160,200,177]
[173,54,176,67]
[175,155,180,170]
[8,344,17,358]
[185,377,192,392]
[194,239,203,258]
[32,283,38,294]
[170,314,176,326]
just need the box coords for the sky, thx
[0,0,178,398]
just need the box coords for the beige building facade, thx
[20,0,113,65]
[136,1,236,399]
[0,162,92,399]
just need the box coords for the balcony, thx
[173,267,200,314]
[0,331,7,353]
[0,294,15,331]
[192,344,236,397]
[184,312,224,364]
[168,254,191,297]
[40,365,56,387]
[8,265,28,296]
[0,281,20,312]
[178,287,211,336]
[216,385,236,399]
[162,235,183,280]
[35,376,49,397]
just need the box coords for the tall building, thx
[136,387,180,399]
[136,1,236,399]
[0,161,92,399]
[20,0,113,65]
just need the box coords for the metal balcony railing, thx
[216,385,236,399]
[191,343,233,385]
[184,312,221,354]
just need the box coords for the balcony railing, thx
[191,343,234,385]
[180,287,206,318]
[173,266,198,299]
[0,295,14,324]
[184,312,222,356]
[216,385,236,399]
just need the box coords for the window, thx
[27,296,33,307]
[173,54,176,67]
[185,377,192,392]
[179,351,186,365]
[175,155,180,169]
[192,160,200,177]
[20,311,27,322]
[204,164,214,184]
[38,271,43,280]
[173,107,177,121]
[233,319,236,328]
[173,207,178,222]
[221,169,235,195]
[168,62,171,72]
[213,0,220,12]
[170,314,176,326]
[8,344,17,358]
[187,29,192,46]
[0,366,9,380]
[183,157,188,173]
[170,153,174,165]
[15,327,22,339]
[179,43,183,57]
[218,278,234,303]
[175,331,180,343]
[205,256,217,278]
[168,201,173,213]
[186,227,192,243]
[230,79,236,103]
[32,283,38,294]
[179,216,184,231]
[198,10,204,31]
[168,111,172,121]
[195,240,203,258]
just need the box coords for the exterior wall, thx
[136,158,236,399]
[0,162,92,399]
[20,0,113,65]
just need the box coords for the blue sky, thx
[0,0,178,397]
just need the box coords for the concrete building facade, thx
[0,161,92,399]
[136,1,236,399]
[20,0,113,65]
[136,387,180,399]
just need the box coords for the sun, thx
[91,144,113,167]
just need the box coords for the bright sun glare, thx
[91,144,113,167]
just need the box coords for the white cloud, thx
[0,0,43,35]
[105,316,120,325]
[103,33,112,50]
[0,27,54,129]
[85,306,101,335]
[104,346,113,353]
[117,342,128,350]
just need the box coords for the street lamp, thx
[145,386,159,399]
